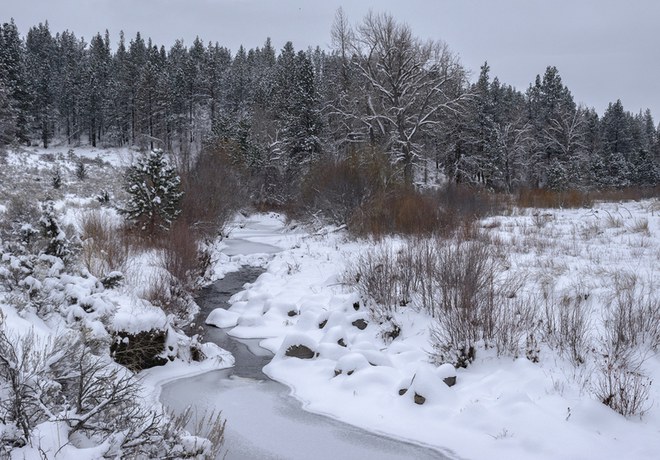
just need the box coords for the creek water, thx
[160,260,448,459]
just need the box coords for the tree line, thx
[0,10,658,194]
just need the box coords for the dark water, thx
[163,267,452,460]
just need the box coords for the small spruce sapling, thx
[75,159,87,180]
[40,199,69,259]
[51,165,62,189]
[123,149,184,235]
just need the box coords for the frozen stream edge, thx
[160,238,449,460]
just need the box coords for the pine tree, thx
[25,22,57,148]
[0,79,17,146]
[0,19,29,144]
[597,100,633,187]
[124,149,183,234]
[55,30,85,145]
[84,32,112,147]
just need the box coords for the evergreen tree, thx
[55,30,85,144]
[25,22,57,148]
[282,51,322,172]
[0,79,17,146]
[40,199,69,258]
[0,19,29,144]
[84,32,112,147]
[124,149,183,234]
[597,100,633,187]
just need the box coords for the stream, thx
[161,258,448,459]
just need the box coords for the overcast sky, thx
[3,0,659,119]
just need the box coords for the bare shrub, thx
[161,220,202,289]
[301,151,392,225]
[492,294,539,358]
[428,240,500,367]
[142,269,191,320]
[346,236,534,366]
[593,341,652,418]
[179,146,245,239]
[542,288,592,366]
[594,186,660,203]
[603,272,660,352]
[79,210,129,277]
[349,186,442,237]
[346,243,400,321]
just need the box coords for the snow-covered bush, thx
[0,320,225,457]
[39,199,70,260]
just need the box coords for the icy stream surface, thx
[161,262,448,459]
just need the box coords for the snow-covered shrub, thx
[0,322,223,456]
[0,325,60,447]
[75,159,87,180]
[50,165,62,189]
[0,196,41,252]
[110,328,169,372]
[39,199,70,260]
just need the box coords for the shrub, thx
[39,199,70,260]
[428,240,499,367]
[301,151,392,225]
[542,288,592,366]
[178,146,245,239]
[110,329,169,372]
[75,159,87,180]
[593,342,652,417]
[349,186,442,236]
[603,272,660,353]
[346,243,401,321]
[79,210,129,277]
[516,188,593,209]
[347,236,532,367]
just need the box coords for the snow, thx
[2,145,659,459]
[206,308,240,328]
[202,205,660,460]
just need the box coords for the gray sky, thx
[3,0,659,119]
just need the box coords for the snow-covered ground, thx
[0,146,232,458]
[2,146,659,459]
[205,206,660,460]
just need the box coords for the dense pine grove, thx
[1,12,658,196]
